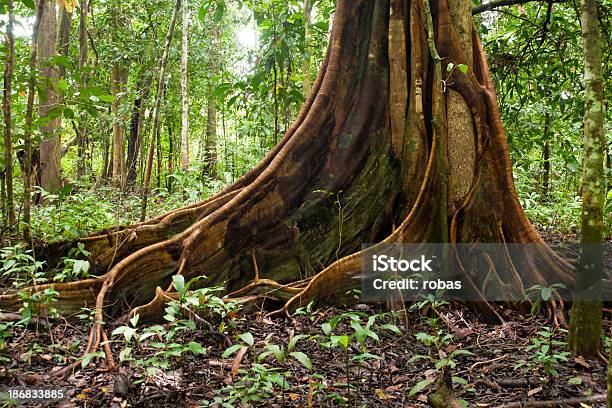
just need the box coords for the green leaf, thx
[222,344,244,359]
[267,344,284,362]
[212,0,225,22]
[331,335,349,349]
[288,334,308,351]
[321,322,332,336]
[81,351,105,368]
[98,94,115,103]
[380,324,401,335]
[406,354,430,364]
[188,342,206,355]
[119,348,132,362]
[22,0,36,9]
[172,275,185,294]
[289,351,312,371]
[458,64,468,74]
[540,287,552,301]
[238,332,254,347]
[408,379,434,397]
[129,314,139,328]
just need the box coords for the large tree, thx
[1,0,576,365]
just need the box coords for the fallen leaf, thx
[579,403,592,408]
[289,393,299,401]
[424,369,437,381]
[476,403,490,407]
[374,388,392,400]
[527,386,543,397]
[231,346,248,377]
[76,394,88,400]
[574,356,590,369]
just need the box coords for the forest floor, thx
[1,233,611,408]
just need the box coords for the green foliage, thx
[0,244,46,288]
[517,326,570,378]
[109,276,239,375]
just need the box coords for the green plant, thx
[205,363,289,406]
[519,326,570,379]
[111,313,206,375]
[54,243,91,282]
[524,283,567,315]
[0,244,46,288]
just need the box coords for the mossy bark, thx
[568,0,605,358]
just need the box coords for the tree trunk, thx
[204,94,217,178]
[167,116,175,192]
[542,138,550,199]
[127,76,150,187]
[57,3,72,79]
[38,0,62,194]
[303,0,313,98]
[1,0,576,365]
[111,62,128,188]
[77,0,89,178]
[0,171,6,227]
[568,0,604,358]
[180,0,190,170]
[203,26,219,179]
[141,0,181,221]
[2,0,16,225]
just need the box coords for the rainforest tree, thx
[0,0,580,369]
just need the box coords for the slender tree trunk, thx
[568,0,605,358]
[0,171,6,227]
[180,0,190,170]
[141,0,181,221]
[205,96,217,178]
[167,116,174,192]
[57,4,72,79]
[542,137,550,199]
[3,0,16,225]
[101,136,109,181]
[273,55,279,144]
[303,0,313,97]
[127,77,150,187]
[38,0,62,194]
[156,113,162,188]
[22,0,45,242]
[111,57,128,188]
[77,0,89,178]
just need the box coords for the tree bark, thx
[38,0,62,194]
[1,0,576,366]
[77,0,89,178]
[180,0,190,170]
[3,0,16,225]
[568,0,605,358]
[126,76,150,186]
[110,24,128,189]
